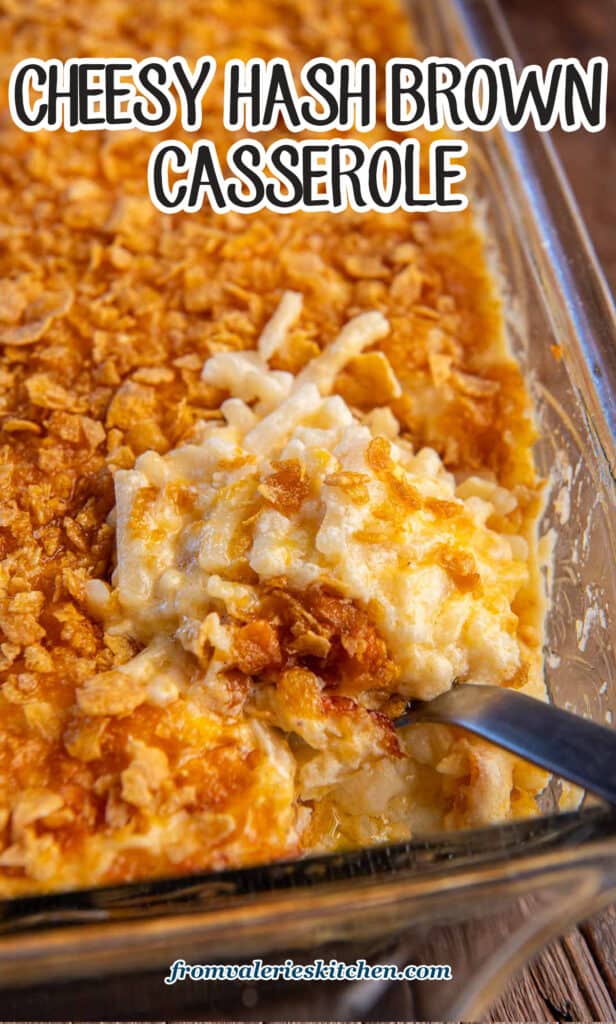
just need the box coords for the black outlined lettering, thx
[386,56,607,132]
[301,144,330,207]
[329,143,367,209]
[187,141,227,211]
[563,58,606,131]
[427,61,464,129]
[225,60,262,131]
[148,141,189,210]
[266,143,304,208]
[170,57,216,130]
[337,60,374,130]
[387,61,424,128]
[300,60,339,127]
[262,62,303,130]
[498,60,564,130]
[464,62,498,128]
[224,58,375,132]
[226,141,267,209]
[10,53,606,218]
[8,57,214,132]
[77,63,106,127]
[9,55,607,137]
[10,61,47,128]
[146,137,468,214]
[433,141,467,208]
[367,144,402,209]
[103,62,135,126]
[134,60,174,129]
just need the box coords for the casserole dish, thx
[0,0,615,1017]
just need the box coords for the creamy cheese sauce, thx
[95,295,531,706]
[0,0,549,896]
[74,294,547,867]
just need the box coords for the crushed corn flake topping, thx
[0,0,546,896]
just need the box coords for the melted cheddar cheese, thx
[0,0,547,896]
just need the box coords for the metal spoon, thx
[394,683,616,806]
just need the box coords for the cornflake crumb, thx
[0,0,544,897]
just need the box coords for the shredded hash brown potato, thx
[0,0,547,895]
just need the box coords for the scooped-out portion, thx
[0,288,547,894]
[0,0,549,897]
[33,291,544,892]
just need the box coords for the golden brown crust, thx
[0,0,543,894]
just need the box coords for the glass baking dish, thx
[1,0,615,1017]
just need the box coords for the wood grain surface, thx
[486,1,615,1017]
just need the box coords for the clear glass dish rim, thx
[1,0,615,960]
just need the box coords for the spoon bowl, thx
[394,683,616,806]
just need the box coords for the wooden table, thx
[486,1,616,1018]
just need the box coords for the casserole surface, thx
[0,0,562,896]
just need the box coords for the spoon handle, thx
[395,684,616,806]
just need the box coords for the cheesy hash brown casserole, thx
[0,0,547,895]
